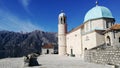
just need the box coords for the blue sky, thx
[0,0,120,32]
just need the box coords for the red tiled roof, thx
[110,24,120,30]
[42,43,54,49]
[103,24,120,34]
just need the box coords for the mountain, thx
[0,30,57,58]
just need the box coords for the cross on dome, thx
[96,0,99,6]
[61,10,64,13]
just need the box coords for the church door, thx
[46,49,49,54]
[70,49,73,55]
[106,36,111,46]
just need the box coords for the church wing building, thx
[58,3,120,58]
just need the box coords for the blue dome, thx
[84,6,114,22]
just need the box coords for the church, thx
[58,2,120,58]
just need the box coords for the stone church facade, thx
[58,3,120,58]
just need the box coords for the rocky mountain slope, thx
[0,30,57,58]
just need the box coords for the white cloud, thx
[0,9,43,32]
[19,0,33,15]
[21,0,31,8]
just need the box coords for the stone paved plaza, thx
[0,55,113,68]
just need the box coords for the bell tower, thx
[58,11,67,55]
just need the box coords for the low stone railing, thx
[84,47,120,68]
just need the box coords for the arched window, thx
[61,18,62,22]
[119,37,120,43]
[64,18,66,23]
[106,22,108,28]
[106,36,111,46]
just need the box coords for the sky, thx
[0,0,120,32]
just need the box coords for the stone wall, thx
[66,28,82,56]
[84,47,120,67]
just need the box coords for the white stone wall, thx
[105,32,113,46]
[82,31,105,59]
[84,48,120,67]
[84,19,106,33]
[42,49,54,54]
[82,32,97,50]
[58,24,67,35]
[82,31,104,50]
[58,35,66,47]
[96,33,105,46]
[58,24,67,55]
[105,31,120,48]
[84,21,91,32]
[66,29,82,57]
[91,19,105,30]
[114,32,120,47]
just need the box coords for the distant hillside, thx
[0,30,57,58]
